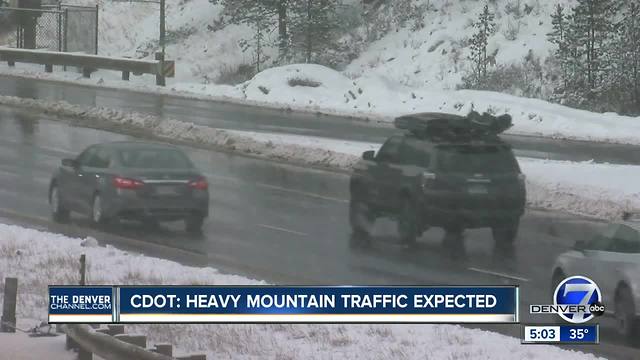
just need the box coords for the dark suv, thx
[349,112,526,249]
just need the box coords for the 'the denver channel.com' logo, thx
[530,276,606,324]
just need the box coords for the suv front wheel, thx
[397,197,418,246]
[349,198,373,248]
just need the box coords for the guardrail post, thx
[107,324,125,336]
[78,347,93,360]
[1,277,18,333]
[155,52,165,87]
[45,64,53,73]
[122,71,130,81]
[152,343,173,356]
[79,254,86,285]
[114,334,147,348]
[176,354,207,360]
[66,332,79,350]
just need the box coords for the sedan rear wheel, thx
[91,194,111,226]
[50,185,70,223]
[185,214,205,234]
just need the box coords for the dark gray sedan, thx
[49,141,209,233]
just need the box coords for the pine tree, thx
[468,4,496,87]
[289,0,340,63]
[217,0,275,71]
[213,0,290,60]
[570,0,616,93]
[548,4,568,89]
[614,2,640,112]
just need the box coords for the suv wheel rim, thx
[51,187,59,213]
[399,202,414,238]
[93,196,102,223]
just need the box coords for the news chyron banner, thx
[49,286,519,324]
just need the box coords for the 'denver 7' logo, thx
[554,276,605,324]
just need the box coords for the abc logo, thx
[589,301,606,317]
[554,276,603,324]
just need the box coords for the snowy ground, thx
[0,331,76,360]
[0,224,604,359]
[1,93,638,221]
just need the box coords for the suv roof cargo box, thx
[394,111,513,139]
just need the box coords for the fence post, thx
[57,3,62,52]
[80,254,86,286]
[153,344,173,356]
[155,52,166,86]
[95,5,99,55]
[1,278,18,333]
[78,347,93,360]
[63,8,68,71]
[114,334,147,348]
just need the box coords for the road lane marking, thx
[257,224,308,237]
[205,173,349,204]
[256,183,348,203]
[467,267,531,282]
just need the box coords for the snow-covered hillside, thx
[67,0,574,89]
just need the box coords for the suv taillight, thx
[421,171,437,190]
[188,177,208,190]
[113,176,144,189]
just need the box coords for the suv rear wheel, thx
[492,221,519,249]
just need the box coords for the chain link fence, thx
[0,4,98,54]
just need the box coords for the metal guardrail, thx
[63,324,173,360]
[62,324,205,360]
[0,46,175,85]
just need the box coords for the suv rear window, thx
[437,145,519,173]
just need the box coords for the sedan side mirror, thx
[62,158,78,168]
[362,150,375,161]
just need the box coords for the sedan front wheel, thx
[50,185,70,223]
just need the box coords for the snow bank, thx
[0,224,603,359]
[234,65,640,145]
[5,61,640,146]
[1,94,638,220]
[0,331,75,360]
[0,95,360,170]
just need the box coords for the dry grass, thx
[288,78,321,88]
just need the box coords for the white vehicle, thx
[552,221,640,342]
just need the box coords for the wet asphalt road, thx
[2,75,640,165]
[0,106,638,359]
